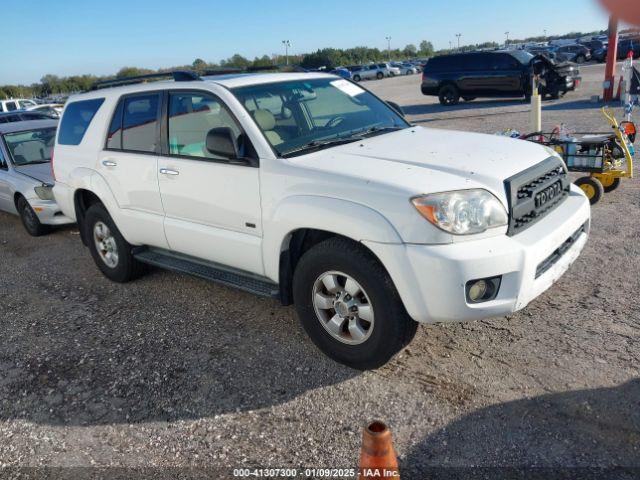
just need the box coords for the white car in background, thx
[26,103,64,118]
[0,98,38,113]
[378,63,401,76]
[397,63,418,75]
[0,120,74,235]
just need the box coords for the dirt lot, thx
[1,63,639,478]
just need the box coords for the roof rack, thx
[90,70,201,91]
[203,65,279,76]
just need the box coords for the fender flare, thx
[262,195,403,281]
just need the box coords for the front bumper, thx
[27,197,74,226]
[364,186,590,324]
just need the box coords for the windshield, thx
[4,127,56,166]
[232,78,409,157]
[508,50,535,65]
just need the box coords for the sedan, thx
[0,120,74,235]
[0,110,57,123]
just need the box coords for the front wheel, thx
[575,176,604,205]
[84,203,146,283]
[575,55,586,64]
[293,238,418,370]
[17,196,50,237]
[376,72,384,80]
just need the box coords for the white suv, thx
[52,71,590,369]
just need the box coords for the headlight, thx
[34,185,54,201]
[411,189,509,235]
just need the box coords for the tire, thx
[576,55,586,64]
[438,84,460,106]
[17,196,50,237]
[601,176,621,193]
[575,176,604,205]
[376,72,384,80]
[292,237,418,370]
[353,75,361,82]
[84,203,145,283]
[462,96,476,102]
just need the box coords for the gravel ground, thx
[1,63,639,479]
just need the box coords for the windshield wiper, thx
[282,136,362,158]
[353,125,405,138]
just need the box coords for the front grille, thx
[535,224,586,279]
[504,158,571,236]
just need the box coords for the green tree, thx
[116,67,153,78]
[419,41,435,57]
[192,58,207,71]
[403,44,418,58]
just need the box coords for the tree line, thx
[0,30,605,100]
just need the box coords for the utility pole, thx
[456,33,462,51]
[282,40,291,66]
[385,36,392,61]
[505,31,510,46]
[449,41,453,50]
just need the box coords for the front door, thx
[0,147,13,213]
[157,90,263,275]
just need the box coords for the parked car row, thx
[591,37,640,63]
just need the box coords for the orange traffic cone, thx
[358,421,400,479]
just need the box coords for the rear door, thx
[98,92,168,248]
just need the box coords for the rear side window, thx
[58,98,104,145]
[111,93,160,153]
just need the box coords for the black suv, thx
[421,51,580,106]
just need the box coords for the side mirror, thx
[206,127,239,159]
[386,101,404,116]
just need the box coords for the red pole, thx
[604,15,619,102]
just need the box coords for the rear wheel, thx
[575,54,586,64]
[353,74,361,82]
[438,84,460,106]
[575,176,604,205]
[598,175,621,193]
[17,196,50,237]
[293,237,418,370]
[84,203,145,282]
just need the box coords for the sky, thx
[2,0,610,85]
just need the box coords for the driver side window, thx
[168,92,242,160]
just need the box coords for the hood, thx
[13,162,53,184]
[290,126,554,204]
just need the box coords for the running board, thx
[133,248,280,299]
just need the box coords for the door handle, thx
[159,168,179,176]
[102,160,117,167]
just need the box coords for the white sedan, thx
[0,120,74,235]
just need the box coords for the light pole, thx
[385,36,392,61]
[282,40,291,65]
[449,41,453,50]
[456,33,462,51]
[505,31,510,46]
[544,29,547,39]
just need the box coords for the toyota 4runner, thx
[52,71,590,369]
